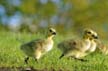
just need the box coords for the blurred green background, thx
[0,0,108,39]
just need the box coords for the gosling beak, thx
[52,32,56,35]
[92,34,98,39]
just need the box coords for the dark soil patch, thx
[0,67,63,71]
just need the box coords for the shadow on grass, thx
[0,67,63,71]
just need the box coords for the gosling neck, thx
[46,35,54,40]
[83,35,89,40]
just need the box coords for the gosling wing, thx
[20,39,44,56]
[58,39,81,52]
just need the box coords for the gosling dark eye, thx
[49,29,52,32]
[92,35,95,37]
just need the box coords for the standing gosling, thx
[83,29,98,56]
[21,28,56,64]
[58,29,96,61]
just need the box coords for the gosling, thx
[58,29,97,61]
[82,29,98,56]
[20,28,56,64]
[96,40,108,55]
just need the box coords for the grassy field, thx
[0,31,108,71]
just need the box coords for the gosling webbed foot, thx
[25,57,29,64]
[35,58,39,63]
[59,54,64,59]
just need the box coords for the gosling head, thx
[47,28,56,38]
[84,29,98,40]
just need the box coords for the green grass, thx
[0,31,108,71]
